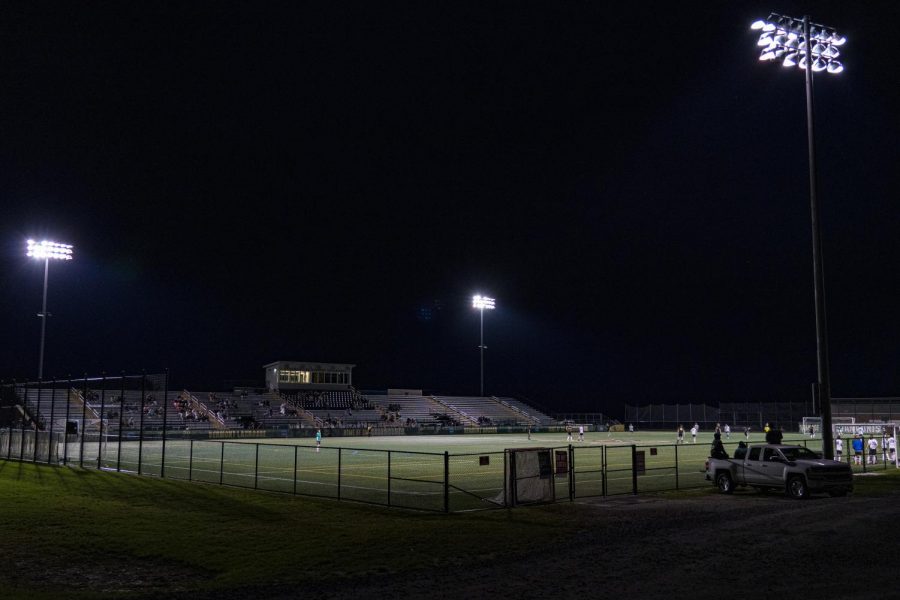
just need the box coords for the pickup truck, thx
[707,444,853,499]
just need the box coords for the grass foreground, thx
[2,455,899,599]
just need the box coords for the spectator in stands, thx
[734,441,748,460]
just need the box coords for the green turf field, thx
[3,429,834,512]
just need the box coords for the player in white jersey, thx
[690,425,698,443]
[834,436,843,461]
[867,437,878,464]
[724,424,731,439]
[578,425,584,442]
[887,435,896,462]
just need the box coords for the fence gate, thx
[506,448,557,507]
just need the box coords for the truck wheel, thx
[787,475,808,499]
[716,472,734,494]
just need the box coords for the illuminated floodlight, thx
[746,12,846,460]
[472,295,496,310]
[472,294,497,396]
[751,14,846,75]
[27,239,74,260]
[26,238,74,381]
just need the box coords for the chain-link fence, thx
[3,375,896,512]
[623,399,900,430]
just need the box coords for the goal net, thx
[504,448,557,507]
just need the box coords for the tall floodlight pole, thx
[27,239,74,381]
[472,295,496,397]
[751,14,846,459]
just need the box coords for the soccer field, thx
[30,429,823,512]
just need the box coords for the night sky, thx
[2,2,899,415]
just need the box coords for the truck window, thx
[748,447,761,461]
[763,448,780,461]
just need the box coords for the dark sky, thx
[2,1,899,414]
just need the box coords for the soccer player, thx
[578,424,584,442]
[677,425,685,444]
[852,436,863,465]
[724,424,731,439]
[834,436,843,461]
[690,425,698,443]
[887,434,897,463]
[868,437,878,464]
[744,426,750,440]
[566,425,573,442]
[315,428,322,452]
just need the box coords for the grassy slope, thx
[2,441,897,599]
[0,460,577,599]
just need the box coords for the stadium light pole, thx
[750,14,846,459]
[472,295,496,397]
[27,239,74,381]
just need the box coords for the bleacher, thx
[434,396,523,426]
[497,397,555,425]
[18,382,555,433]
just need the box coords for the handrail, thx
[495,397,539,425]
[184,390,226,429]
[431,396,479,426]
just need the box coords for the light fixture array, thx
[751,13,845,74]
[27,239,74,260]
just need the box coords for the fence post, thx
[503,449,508,507]
[602,445,607,497]
[20,381,29,461]
[293,445,298,495]
[32,378,43,463]
[80,374,87,467]
[64,376,71,464]
[675,442,680,490]
[631,444,638,495]
[188,439,194,481]
[116,373,124,472]
[443,451,451,513]
[97,373,106,469]
[48,379,56,464]
[254,444,259,489]
[337,448,342,500]
[387,450,392,507]
[137,372,146,475]
[161,369,169,478]
[568,444,574,501]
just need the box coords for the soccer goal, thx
[801,416,822,436]
[802,416,858,436]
